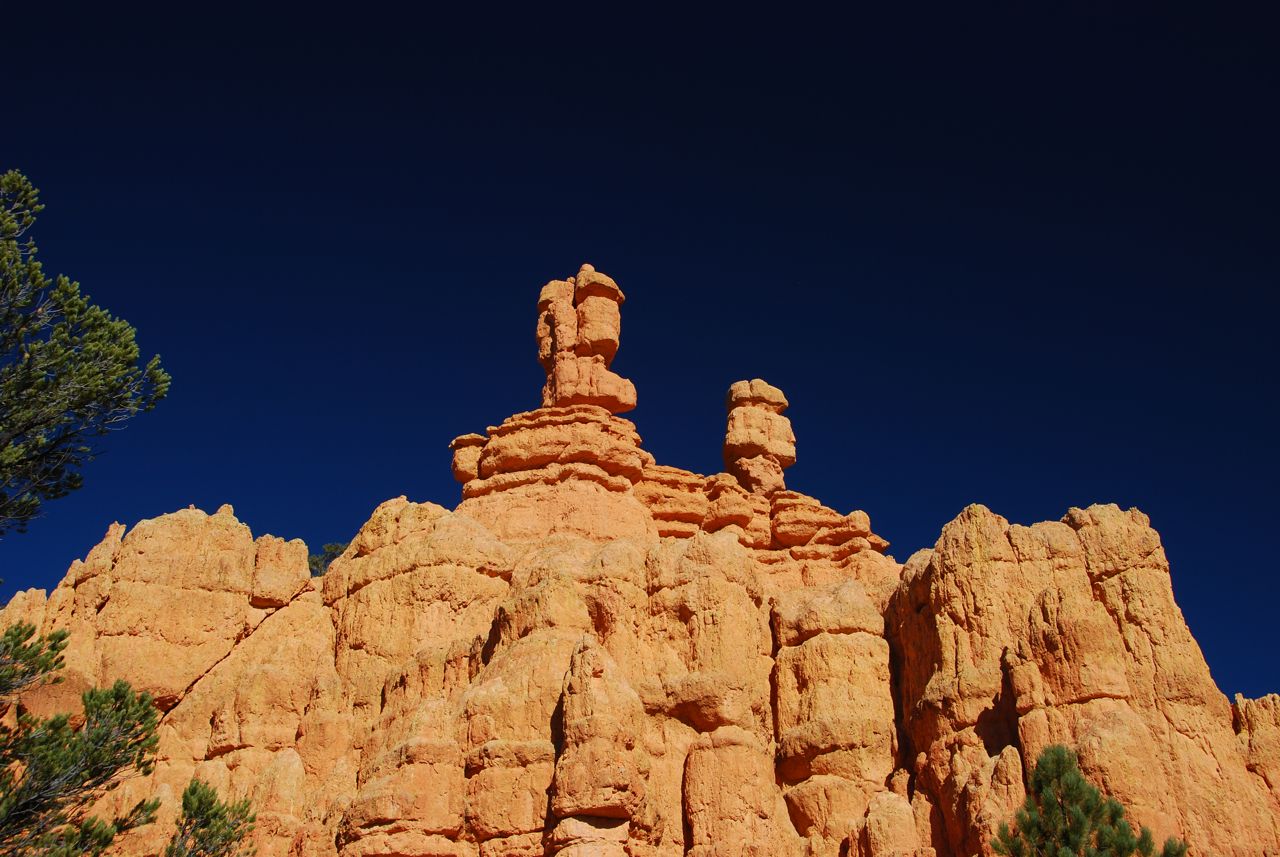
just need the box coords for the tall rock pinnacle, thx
[724,378,795,496]
[536,263,637,413]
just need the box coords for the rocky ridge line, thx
[2,264,1277,857]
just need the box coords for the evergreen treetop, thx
[993,745,1189,857]
[0,169,170,534]
[165,779,256,857]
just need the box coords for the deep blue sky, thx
[2,8,1276,697]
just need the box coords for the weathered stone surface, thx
[455,406,656,544]
[726,378,788,413]
[684,727,803,857]
[771,493,845,547]
[724,405,796,466]
[726,454,785,496]
[2,265,1275,856]
[475,407,647,485]
[851,791,927,857]
[887,503,1280,856]
[633,465,709,538]
[773,580,897,850]
[547,354,637,413]
[450,433,487,484]
[551,640,646,820]
[11,505,311,717]
[1237,693,1280,799]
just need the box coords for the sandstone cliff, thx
[3,265,1277,856]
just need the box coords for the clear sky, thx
[2,8,1276,698]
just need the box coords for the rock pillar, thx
[537,263,637,413]
[724,379,795,495]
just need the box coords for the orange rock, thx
[726,378,788,413]
[683,726,803,857]
[851,792,925,857]
[887,503,1280,856]
[574,296,622,361]
[550,816,628,856]
[726,454,786,496]
[551,641,646,820]
[773,581,896,848]
[573,264,625,303]
[1237,693,1280,798]
[701,474,754,533]
[449,433,486,484]
[724,405,796,468]
[476,406,647,484]
[634,465,710,538]
[3,265,1276,857]
[723,379,796,496]
[771,493,845,546]
[538,264,636,413]
[546,353,637,413]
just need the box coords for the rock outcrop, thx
[886,504,1279,856]
[537,264,636,414]
[2,264,1276,856]
[724,379,794,496]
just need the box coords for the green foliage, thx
[993,745,1189,857]
[307,541,348,577]
[0,676,160,856]
[0,169,170,534]
[164,779,255,857]
[0,624,255,856]
[4,800,157,857]
[0,623,68,697]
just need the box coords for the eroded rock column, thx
[538,264,637,413]
[724,379,795,496]
[771,580,900,853]
[450,265,654,543]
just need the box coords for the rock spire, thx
[723,378,795,496]
[536,263,636,413]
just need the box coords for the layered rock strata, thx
[2,265,1277,856]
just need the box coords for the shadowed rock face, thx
[4,265,1278,857]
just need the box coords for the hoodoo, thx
[3,265,1278,856]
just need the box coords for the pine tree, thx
[0,662,161,856]
[307,541,348,577]
[164,779,255,857]
[0,169,170,534]
[993,745,1189,857]
[0,622,68,697]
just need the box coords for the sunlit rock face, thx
[4,264,1278,857]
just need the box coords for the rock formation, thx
[536,264,636,414]
[723,378,794,496]
[3,264,1278,856]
